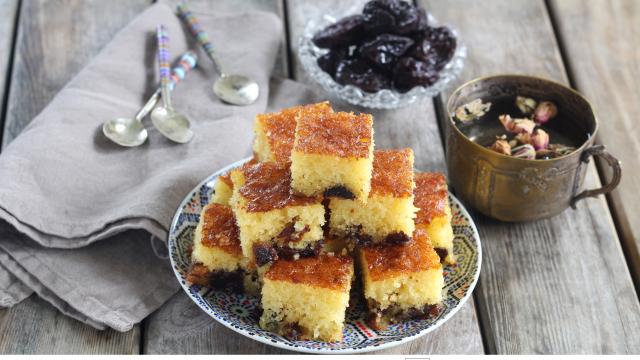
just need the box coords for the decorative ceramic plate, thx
[169,158,482,354]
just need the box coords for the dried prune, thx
[427,26,456,69]
[312,15,365,49]
[392,56,439,92]
[335,59,391,93]
[317,48,349,76]
[359,34,414,70]
[414,8,429,33]
[362,0,420,35]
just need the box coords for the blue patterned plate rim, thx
[168,157,482,354]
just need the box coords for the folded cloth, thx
[0,3,324,331]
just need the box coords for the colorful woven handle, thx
[156,24,171,88]
[169,51,198,90]
[176,3,222,73]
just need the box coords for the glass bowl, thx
[298,11,467,109]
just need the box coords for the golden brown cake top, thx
[219,158,258,188]
[265,254,353,290]
[257,102,332,164]
[414,172,448,224]
[293,110,373,158]
[371,149,414,197]
[200,203,241,256]
[361,229,440,281]
[239,162,319,212]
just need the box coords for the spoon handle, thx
[156,24,172,109]
[135,51,198,121]
[176,2,225,75]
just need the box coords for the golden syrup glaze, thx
[239,162,320,212]
[200,204,242,256]
[361,229,440,281]
[370,149,414,197]
[293,110,373,158]
[265,254,353,291]
[257,102,333,164]
[414,172,448,224]
[218,158,258,188]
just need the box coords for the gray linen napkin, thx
[0,3,324,331]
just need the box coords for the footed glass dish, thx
[298,11,467,109]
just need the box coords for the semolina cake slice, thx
[211,158,258,206]
[253,102,333,165]
[230,161,325,266]
[290,109,374,202]
[329,149,418,245]
[187,203,259,294]
[414,172,455,264]
[260,254,354,342]
[358,229,444,330]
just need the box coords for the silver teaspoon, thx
[151,25,194,143]
[103,51,197,147]
[177,3,259,106]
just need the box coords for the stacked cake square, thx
[187,102,456,342]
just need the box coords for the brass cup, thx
[445,75,621,222]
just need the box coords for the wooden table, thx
[0,0,638,354]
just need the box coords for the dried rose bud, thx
[515,132,531,145]
[534,101,558,124]
[511,144,536,160]
[499,114,536,134]
[516,96,537,115]
[531,129,549,150]
[489,139,511,155]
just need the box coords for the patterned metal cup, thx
[445,75,621,222]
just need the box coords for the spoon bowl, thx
[150,107,194,144]
[103,117,148,147]
[213,74,259,106]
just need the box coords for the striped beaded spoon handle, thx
[150,24,194,144]
[176,2,259,105]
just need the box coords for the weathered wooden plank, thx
[421,0,640,353]
[159,0,289,78]
[1,0,151,147]
[0,295,140,354]
[0,0,19,137]
[0,0,150,354]
[285,0,484,354]
[548,0,640,289]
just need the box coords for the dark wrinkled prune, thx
[359,34,414,70]
[335,59,391,93]
[414,8,429,33]
[317,48,349,76]
[312,14,365,48]
[392,56,439,92]
[426,26,456,69]
[362,0,420,35]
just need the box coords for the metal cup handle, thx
[571,144,622,208]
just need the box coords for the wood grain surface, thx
[549,0,640,289]
[0,0,18,141]
[421,0,640,354]
[0,0,150,354]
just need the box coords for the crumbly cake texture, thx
[358,229,443,330]
[329,149,417,245]
[259,255,354,342]
[414,172,455,264]
[187,203,259,294]
[253,102,333,165]
[212,173,233,206]
[290,110,374,202]
[230,161,325,266]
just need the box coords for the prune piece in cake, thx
[229,162,325,266]
[392,56,439,92]
[329,149,418,244]
[359,34,414,70]
[312,14,365,49]
[253,102,333,165]
[290,109,374,202]
[334,59,391,92]
[358,229,444,330]
[362,0,421,35]
[259,255,354,342]
[414,172,455,264]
